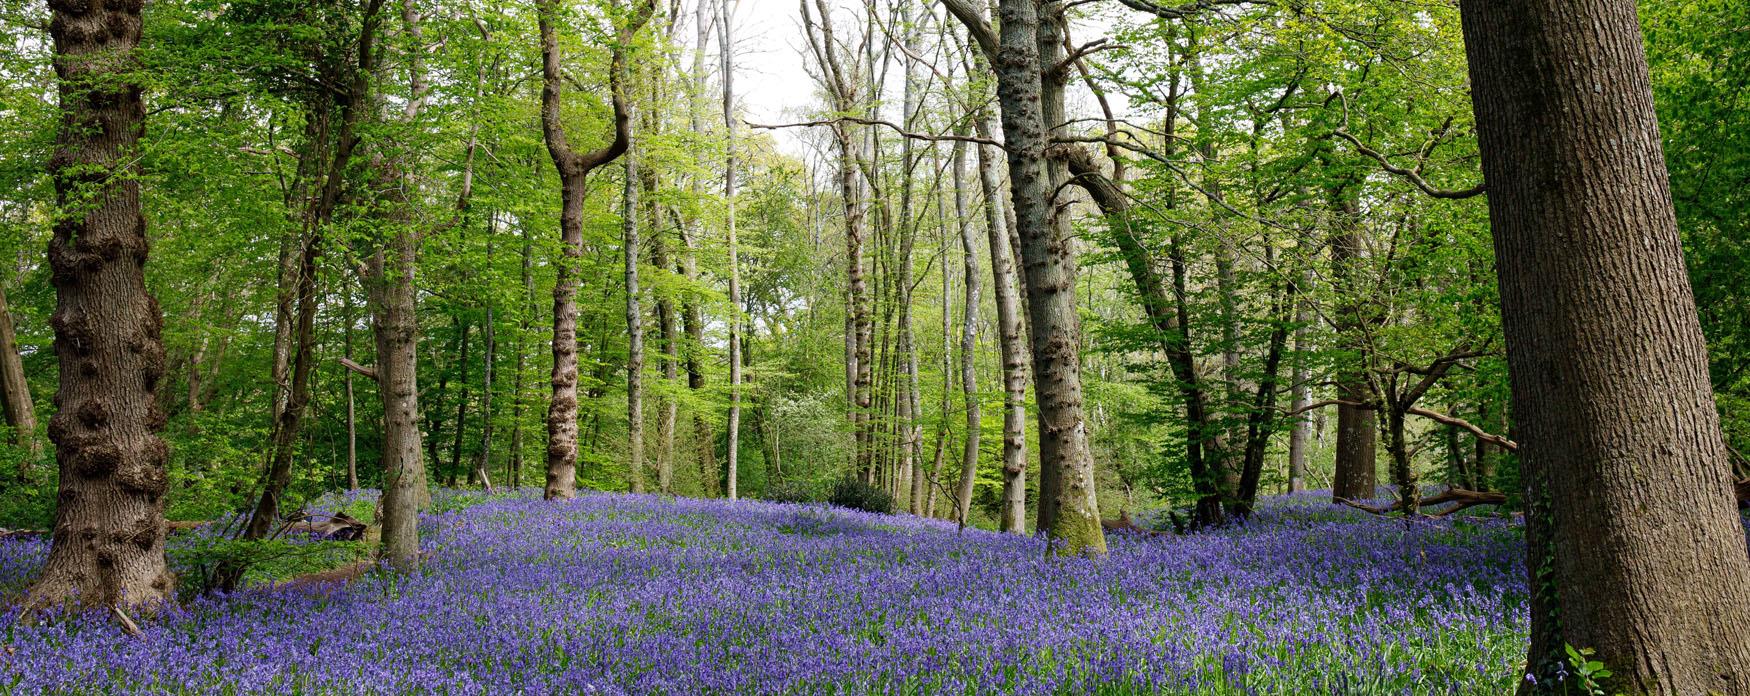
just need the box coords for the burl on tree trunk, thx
[28,0,175,612]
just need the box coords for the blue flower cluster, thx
[0,491,1527,694]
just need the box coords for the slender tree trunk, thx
[1460,0,1750,690]
[425,323,455,484]
[246,1,378,542]
[510,222,535,490]
[537,0,648,500]
[952,137,982,525]
[624,121,646,495]
[969,118,1027,534]
[475,298,495,489]
[343,286,359,491]
[801,0,873,483]
[0,282,40,470]
[248,194,326,541]
[720,0,740,500]
[450,320,472,484]
[1286,269,1313,493]
[645,107,678,497]
[27,0,175,610]
[686,0,717,497]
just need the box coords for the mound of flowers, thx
[0,491,1526,694]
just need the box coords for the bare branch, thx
[938,0,997,61]
[1113,0,1258,20]
[1406,406,1518,451]
[747,117,1001,147]
[1328,91,1485,200]
[339,357,379,382]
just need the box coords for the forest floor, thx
[0,490,1527,694]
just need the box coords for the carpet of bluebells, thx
[0,490,1528,694]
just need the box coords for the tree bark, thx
[685,0,717,497]
[28,0,175,610]
[450,320,472,484]
[973,109,1028,534]
[624,121,646,495]
[1326,180,1378,503]
[1459,0,1750,691]
[0,282,40,470]
[800,0,874,482]
[343,286,358,491]
[951,135,982,526]
[1285,269,1313,493]
[962,0,1105,554]
[363,220,426,571]
[720,0,740,500]
[537,0,651,500]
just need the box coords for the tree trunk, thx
[686,0,717,497]
[720,0,740,500]
[987,0,1104,554]
[1460,0,1750,691]
[343,287,358,491]
[475,303,495,490]
[424,321,455,485]
[952,136,982,526]
[536,0,648,500]
[623,122,646,495]
[1327,181,1378,503]
[27,0,176,610]
[364,227,426,571]
[973,110,1028,534]
[0,281,40,471]
[450,320,471,484]
[645,109,678,497]
[509,221,536,490]
[800,0,873,483]
[1285,270,1313,493]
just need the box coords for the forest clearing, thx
[2,0,1749,691]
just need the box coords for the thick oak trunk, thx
[1459,0,1750,691]
[29,0,174,610]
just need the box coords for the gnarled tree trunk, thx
[28,0,174,610]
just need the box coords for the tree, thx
[1458,0,1750,690]
[538,0,654,500]
[720,0,741,500]
[26,0,175,611]
[944,0,1105,554]
[800,0,875,482]
[0,281,39,469]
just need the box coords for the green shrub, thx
[827,478,894,515]
[763,479,819,504]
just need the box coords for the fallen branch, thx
[111,606,143,637]
[1337,485,1508,518]
[1101,510,1180,536]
